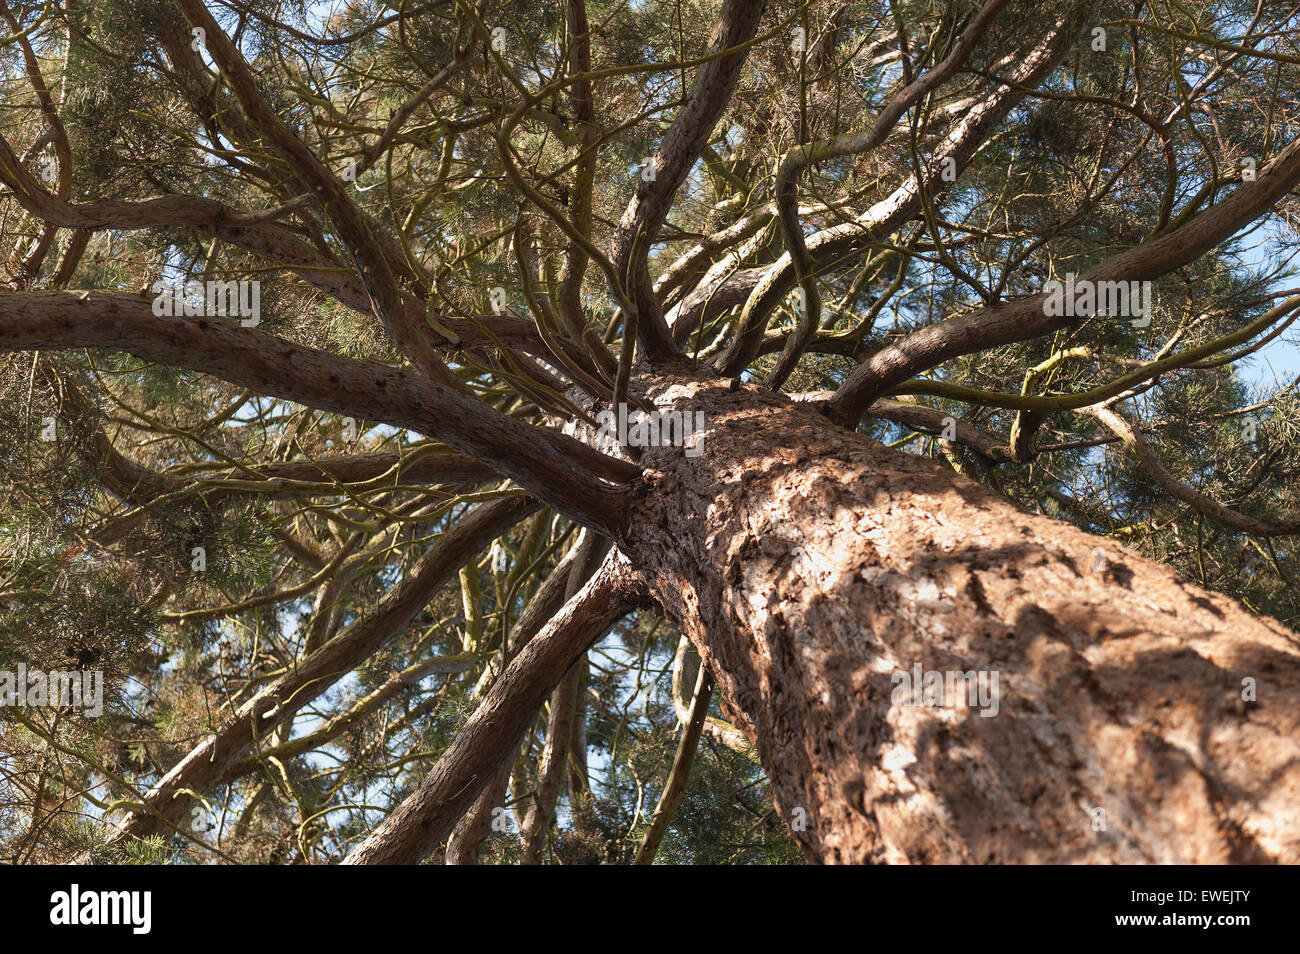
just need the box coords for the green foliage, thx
[1,0,1297,867]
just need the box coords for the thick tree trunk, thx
[620,375,1300,863]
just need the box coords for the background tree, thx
[0,0,1298,865]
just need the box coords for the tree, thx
[1,0,1298,865]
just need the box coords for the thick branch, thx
[0,291,635,531]
[829,131,1300,424]
[610,0,768,358]
[342,550,641,864]
[99,494,537,848]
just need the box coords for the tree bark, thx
[618,374,1300,864]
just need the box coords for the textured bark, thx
[444,755,515,866]
[618,375,1300,864]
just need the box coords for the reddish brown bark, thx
[617,375,1300,864]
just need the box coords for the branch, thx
[868,398,1014,463]
[444,531,605,864]
[220,655,478,779]
[0,291,636,531]
[710,8,1087,374]
[631,664,714,865]
[173,0,455,384]
[0,135,552,356]
[609,0,769,359]
[517,662,581,863]
[764,0,1010,387]
[341,549,642,864]
[1086,403,1300,537]
[828,130,1300,424]
[98,494,537,848]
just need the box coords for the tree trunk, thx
[619,375,1300,864]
